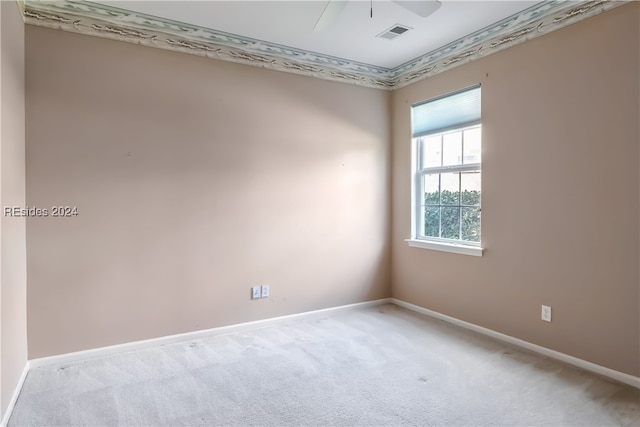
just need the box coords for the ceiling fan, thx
[314,0,442,32]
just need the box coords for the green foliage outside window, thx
[424,190,481,242]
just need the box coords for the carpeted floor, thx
[9,304,640,426]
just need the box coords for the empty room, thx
[1,0,639,425]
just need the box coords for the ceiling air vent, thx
[377,24,412,40]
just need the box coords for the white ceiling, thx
[88,1,539,70]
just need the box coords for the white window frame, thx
[406,86,484,257]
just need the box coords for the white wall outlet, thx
[541,305,552,322]
[261,284,269,298]
[251,286,261,300]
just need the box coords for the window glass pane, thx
[440,173,460,205]
[463,127,481,164]
[421,135,441,168]
[441,207,460,240]
[461,172,481,206]
[461,207,481,242]
[424,174,440,205]
[442,131,462,166]
[424,207,440,238]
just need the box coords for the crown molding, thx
[22,0,626,90]
[16,0,26,20]
[390,0,624,88]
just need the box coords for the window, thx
[407,85,483,256]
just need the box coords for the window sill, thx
[405,239,484,257]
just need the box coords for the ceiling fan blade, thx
[392,0,441,18]
[314,0,348,32]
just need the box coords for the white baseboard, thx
[25,296,639,391]
[391,298,640,389]
[29,298,393,369]
[1,362,29,427]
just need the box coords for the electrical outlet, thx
[261,284,269,298]
[251,286,261,300]
[541,305,552,322]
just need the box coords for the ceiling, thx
[87,1,538,70]
[22,0,621,89]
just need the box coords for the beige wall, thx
[392,3,639,376]
[1,0,28,417]
[25,26,391,358]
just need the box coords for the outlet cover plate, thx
[251,286,261,300]
[541,305,552,322]
[261,284,269,298]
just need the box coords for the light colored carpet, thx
[9,304,640,426]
